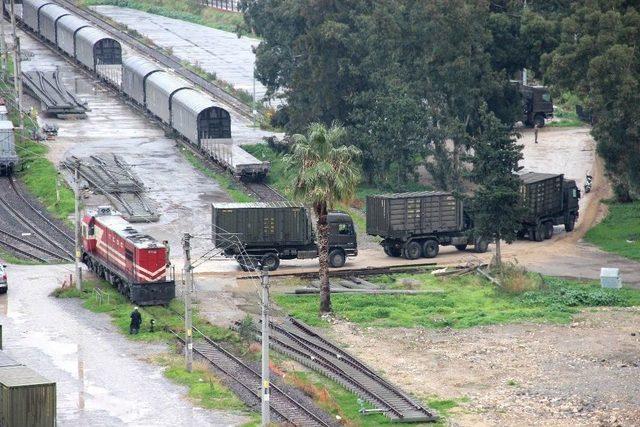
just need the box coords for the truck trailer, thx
[519,172,580,241]
[366,191,489,260]
[212,202,357,270]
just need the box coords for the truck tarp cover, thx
[212,202,314,248]
[366,191,463,238]
[519,172,564,222]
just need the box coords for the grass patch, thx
[585,201,640,261]
[274,274,640,328]
[82,0,247,34]
[548,118,584,127]
[0,247,41,265]
[182,147,253,203]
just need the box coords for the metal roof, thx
[369,191,453,199]
[123,55,163,78]
[0,365,54,387]
[76,26,118,45]
[23,0,52,10]
[146,71,192,97]
[39,3,70,20]
[0,106,7,114]
[518,172,562,184]
[0,351,20,368]
[96,214,165,249]
[56,14,90,32]
[213,201,303,209]
[0,121,14,130]
[172,88,220,116]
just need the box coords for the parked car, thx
[0,264,7,293]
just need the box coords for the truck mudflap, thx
[130,281,175,306]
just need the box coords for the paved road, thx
[0,264,248,425]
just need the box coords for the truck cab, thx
[512,82,554,127]
[327,211,358,268]
[562,179,580,231]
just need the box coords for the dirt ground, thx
[326,309,640,426]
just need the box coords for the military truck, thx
[512,82,554,127]
[211,202,357,270]
[518,172,580,241]
[366,191,489,260]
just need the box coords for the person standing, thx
[130,307,142,334]
[534,123,539,144]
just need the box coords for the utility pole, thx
[182,233,193,372]
[0,18,7,82]
[522,0,528,86]
[74,163,82,291]
[252,66,257,127]
[260,267,270,426]
[9,0,23,129]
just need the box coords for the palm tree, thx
[285,122,361,313]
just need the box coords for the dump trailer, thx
[366,191,489,260]
[212,202,357,270]
[519,172,580,241]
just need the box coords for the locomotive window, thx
[125,249,133,261]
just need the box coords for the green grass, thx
[274,274,640,329]
[81,0,247,34]
[585,201,640,261]
[182,147,254,203]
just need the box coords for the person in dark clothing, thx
[130,307,142,334]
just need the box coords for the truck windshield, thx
[542,93,551,102]
[338,223,352,235]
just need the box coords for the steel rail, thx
[53,0,254,119]
[0,234,50,263]
[0,181,74,260]
[8,178,74,243]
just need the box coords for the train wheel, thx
[422,240,439,258]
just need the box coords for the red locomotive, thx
[81,207,175,305]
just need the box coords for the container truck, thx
[212,202,357,270]
[366,191,489,259]
[518,172,580,241]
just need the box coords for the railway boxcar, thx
[145,71,191,124]
[38,3,70,44]
[171,88,230,145]
[56,14,90,57]
[22,0,49,32]
[122,55,163,106]
[0,120,18,175]
[82,207,174,305]
[75,26,122,74]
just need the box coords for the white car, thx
[0,265,7,293]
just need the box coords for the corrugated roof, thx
[76,26,118,45]
[146,71,192,97]
[518,172,563,184]
[0,351,20,368]
[213,201,303,209]
[172,88,218,115]
[0,121,14,130]
[123,55,163,78]
[23,0,52,10]
[0,365,54,387]
[369,191,453,199]
[57,14,90,32]
[39,3,70,20]
[96,214,165,249]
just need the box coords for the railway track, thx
[0,177,73,262]
[251,318,437,423]
[53,0,253,120]
[169,327,334,426]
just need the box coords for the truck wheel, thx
[422,240,439,258]
[474,238,489,253]
[534,113,545,128]
[454,244,467,251]
[403,241,422,260]
[328,249,346,268]
[534,224,544,242]
[261,253,280,271]
[565,214,576,232]
[543,222,554,239]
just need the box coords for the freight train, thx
[0,119,18,175]
[82,206,175,305]
[3,0,269,180]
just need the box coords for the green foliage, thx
[182,148,253,202]
[543,3,640,201]
[585,201,640,261]
[81,0,246,34]
[274,275,640,329]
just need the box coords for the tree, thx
[285,123,361,313]
[469,108,524,268]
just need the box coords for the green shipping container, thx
[212,202,314,249]
[0,365,56,427]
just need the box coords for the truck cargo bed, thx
[519,172,564,223]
